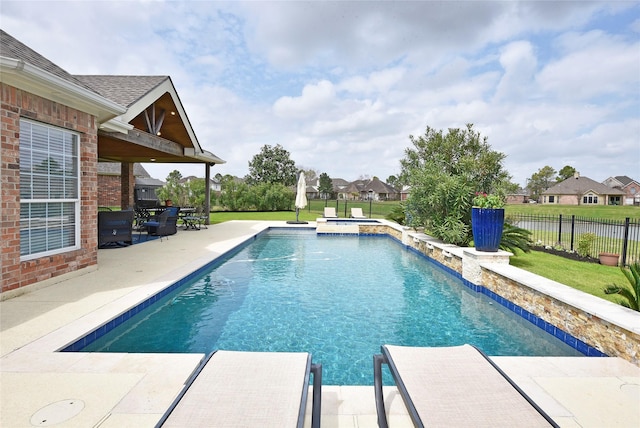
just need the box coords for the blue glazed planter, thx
[471,208,505,252]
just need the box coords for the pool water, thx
[82,229,581,385]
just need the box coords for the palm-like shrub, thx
[499,223,532,254]
[603,263,640,311]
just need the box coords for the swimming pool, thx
[74,229,582,385]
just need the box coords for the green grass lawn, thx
[506,204,640,221]
[509,250,629,305]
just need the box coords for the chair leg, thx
[311,363,322,428]
[373,354,389,428]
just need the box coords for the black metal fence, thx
[508,214,640,265]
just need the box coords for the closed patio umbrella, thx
[289,172,308,224]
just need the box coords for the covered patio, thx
[80,74,225,214]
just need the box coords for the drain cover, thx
[620,383,640,399]
[30,399,85,426]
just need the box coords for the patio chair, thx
[156,350,322,428]
[323,207,338,218]
[350,207,367,219]
[373,344,558,428]
[142,207,180,241]
[98,210,134,248]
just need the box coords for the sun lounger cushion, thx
[323,207,337,218]
[158,350,321,428]
[350,208,366,218]
[374,344,558,428]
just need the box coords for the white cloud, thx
[1,0,638,187]
[537,31,640,101]
[273,80,336,118]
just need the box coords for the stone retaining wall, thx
[360,222,640,366]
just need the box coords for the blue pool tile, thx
[553,328,566,342]
[576,340,589,355]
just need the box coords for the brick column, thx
[121,162,135,209]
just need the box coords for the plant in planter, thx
[471,192,505,252]
[603,263,640,311]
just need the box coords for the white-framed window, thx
[19,119,81,259]
[582,194,598,204]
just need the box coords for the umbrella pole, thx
[296,208,300,222]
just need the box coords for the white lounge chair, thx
[157,350,322,428]
[350,207,366,219]
[374,344,558,428]
[323,207,338,218]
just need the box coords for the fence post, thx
[369,198,372,217]
[622,217,630,266]
[344,199,348,218]
[570,215,575,252]
[558,214,563,245]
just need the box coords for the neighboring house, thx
[97,162,160,207]
[0,30,225,295]
[506,188,530,204]
[602,176,640,206]
[333,177,399,201]
[541,172,625,205]
[361,177,399,201]
[400,185,410,201]
[135,176,165,205]
[331,178,351,199]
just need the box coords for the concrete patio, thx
[1,221,638,427]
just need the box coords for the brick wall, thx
[1,84,99,294]
[98,175,121,207]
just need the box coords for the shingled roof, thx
[543,175,625,196]
[74,75,169,107]
[0,30,98,93]
[98,162,150,177]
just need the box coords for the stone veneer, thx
[358,221,640,366]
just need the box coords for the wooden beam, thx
[144,103,166,135]
[100,129,184,157]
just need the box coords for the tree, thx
[527,166,556,201]
[386,175,402,190]
[301,168,319,184]
[247,144,297,186]
[557,165,577,182]
[157,170,187,205]
[219,176,252,211]
[399,124,510,246]
[184,177,216,209]
[318,173,333,199]
[250,183,295,211]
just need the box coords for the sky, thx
[2,1,639,187]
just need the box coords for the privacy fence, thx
[508,214,640,265]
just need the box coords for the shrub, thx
[576,233,597,257]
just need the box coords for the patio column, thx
[204,163,211,225]
[121,162,135,209]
